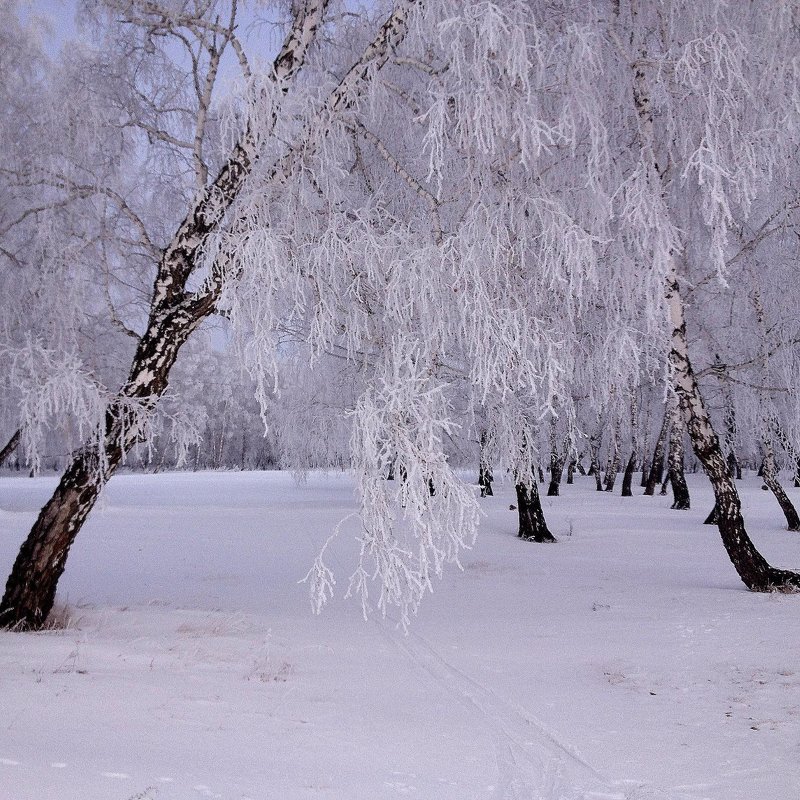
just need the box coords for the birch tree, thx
[2,0,426,628]
[608,0,800,589]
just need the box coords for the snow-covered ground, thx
[1,470,799,800]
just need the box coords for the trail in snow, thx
[381,622,704,800]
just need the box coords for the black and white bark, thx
[1,0,423,630]
[478,430,493,497]
[667,405,690,510]
[516,479,556,543]
[644,407,669,496]
[621,451,637,497]
[546,423,566,497]
[621,397,639,497]
[603,432,621,492]
[0,428,21,468]
[761,441,800,531]
[666,268,799,588]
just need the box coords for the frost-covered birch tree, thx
[603,0,800,588]
[1,0,385,628]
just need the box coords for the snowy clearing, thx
[1,470,799,800]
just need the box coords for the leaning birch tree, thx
[1,0,425,628]
[609,0,800,589]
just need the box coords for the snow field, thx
[1,470,799,800]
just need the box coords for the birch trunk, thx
[666,267,800,590]
[667,409,690,510]
[0,292,216,628]
[516,480,556,543]
[547,454,565,497]
[604,444,621,492]
[0,428,21,468]
[621,451,637,497]
[478,430,493,497]
[762,443,800,532]
[644,409,669,496]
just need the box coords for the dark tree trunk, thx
[0,293,214,630]
[762,445,800,531]
[478,431,493,497]
[0,428,21,468]
[722,378,741,480]
[387,454,396,481]
[566,458,576,485]
[727,451,742,480]
[516,481,556,543]
[621,451,636,497]
[590,451,603,491]
[639,451,649,487]
[703,504,718,525]
[603,451,620,492]
[644,409,669,495]
[667,417,690,510]
[547,454,564,497]
[795,457,800,489]
[537,465,545,483]
[478,463,493,496]
[575,456,587,476]
[0,439,120,629]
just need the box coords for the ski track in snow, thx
[381,622,703,800]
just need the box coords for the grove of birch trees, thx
[2,0,800,629]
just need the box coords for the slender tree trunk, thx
[0,428,21,468]
[478,431,493,497]
[621,451,636,497]
[622,396,640,498]
[575,455,587,476]
[667,411,690,510]
[659,470,670,496]
[566,458,576,484]
[547,455,564,496]
[639,451,649,487]
[762,443,800,531]
[727,451,742,480]
[0,292,215,629]
[590,449,603,491]
[387,453,397,481]
[604,443,620,492]
[721,374,741,480]
[516,480,556,543]
[644,409,669,496]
